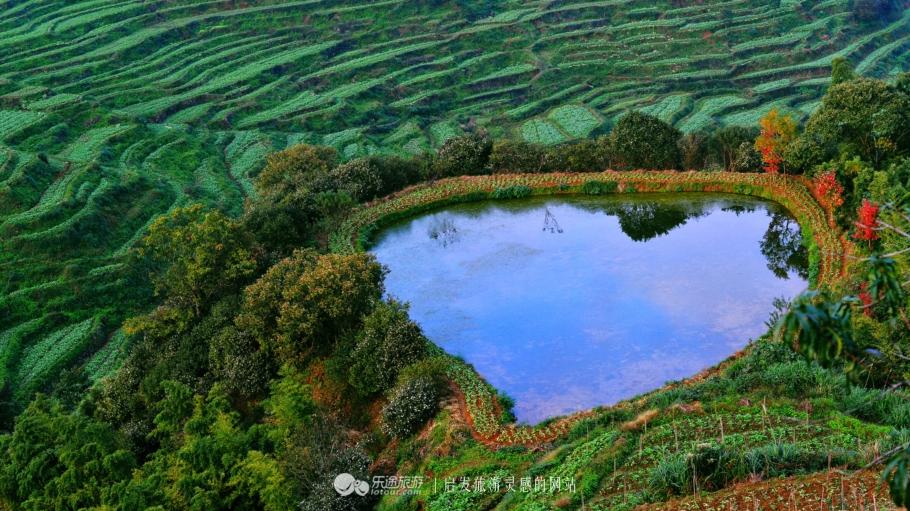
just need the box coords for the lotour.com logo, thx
[333,473,370,497]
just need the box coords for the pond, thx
[370,194,808,424]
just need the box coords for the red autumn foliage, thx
[854,199,880,241]
[760,146,782,174]
[858,282,874,317]
[812,171,844,210]
[754,109,796,174]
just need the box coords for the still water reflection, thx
[370,194,808,423]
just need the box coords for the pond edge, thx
[330,170,851,447]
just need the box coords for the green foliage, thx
[678,132,710,170]
[491,185,533,199]
[830,57,857,85]
[885,442,910,507]
[776,290,859,372]
[611,112,682,170]
[132,204,257,318]
[842,386,910,428]
[330,158,385,202]
[239,251,384,367]
[783,134,833,175]
[491,140,547,173]
[382,375,442,438]
[209,326,273,400]
[0,396,136,509]
[348,300,428,396]
[581,180,618,195]
[806,78,910,165]
[431,132,492,178]
[255,144,338,201]
[710,126,758,171]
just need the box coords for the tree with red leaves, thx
[854,199,880,242]
[755,109,796,174]
[812,171,844,210]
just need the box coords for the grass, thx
[378,332,900,510]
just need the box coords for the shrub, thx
[329,158,384,201]
[432,131,492,178]
[830,57,856,85]
[783,135,833,175]
[396,356,450,394]
[496,390,516,423]
[490,185,532,199]
[731,141,762,172]
[761,361,822,397]
[255,144,337,199]
[370,154,425,194]
[558,138,608,171]
[490,140,546,173]
[843,386,910,428]
[381,375,442,437]
[678,132,709,170]
[689,444,740,491]
[348,300,428,396]
[610,111,681,170]
[744,443,805,477]
[581,180,618,195]
[649,453,690,497]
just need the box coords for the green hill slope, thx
[2,0,910,413]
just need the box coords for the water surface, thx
[370,194,808,423]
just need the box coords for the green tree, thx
[238,252,384,366]
[247,144,339,254]
[610,112,681,170]
[558,138,609,172]
[347,300,428,396]
[209,326,273,401]
[830,57,856,85]
[133,205,257,318]
[329,158,384,202]
[431,131,492,178]
[0,396,135,509]
[490,140,547,173]
[255,144,338,201]
[678,132,709,170]
[110,386,261,510]
[782,134,833,175]
[805,78,910,165]
[710,126,758,171]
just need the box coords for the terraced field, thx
[1,0,910,415]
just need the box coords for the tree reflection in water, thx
[760,211,808,280]
[542,207,564,233]
[428,217,458,247]
[614,203,694,242]
[423,198,806,280]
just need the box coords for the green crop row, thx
[14,317,100,400]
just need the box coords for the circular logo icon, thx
[353,479,370,496]
[333,473,356,496]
